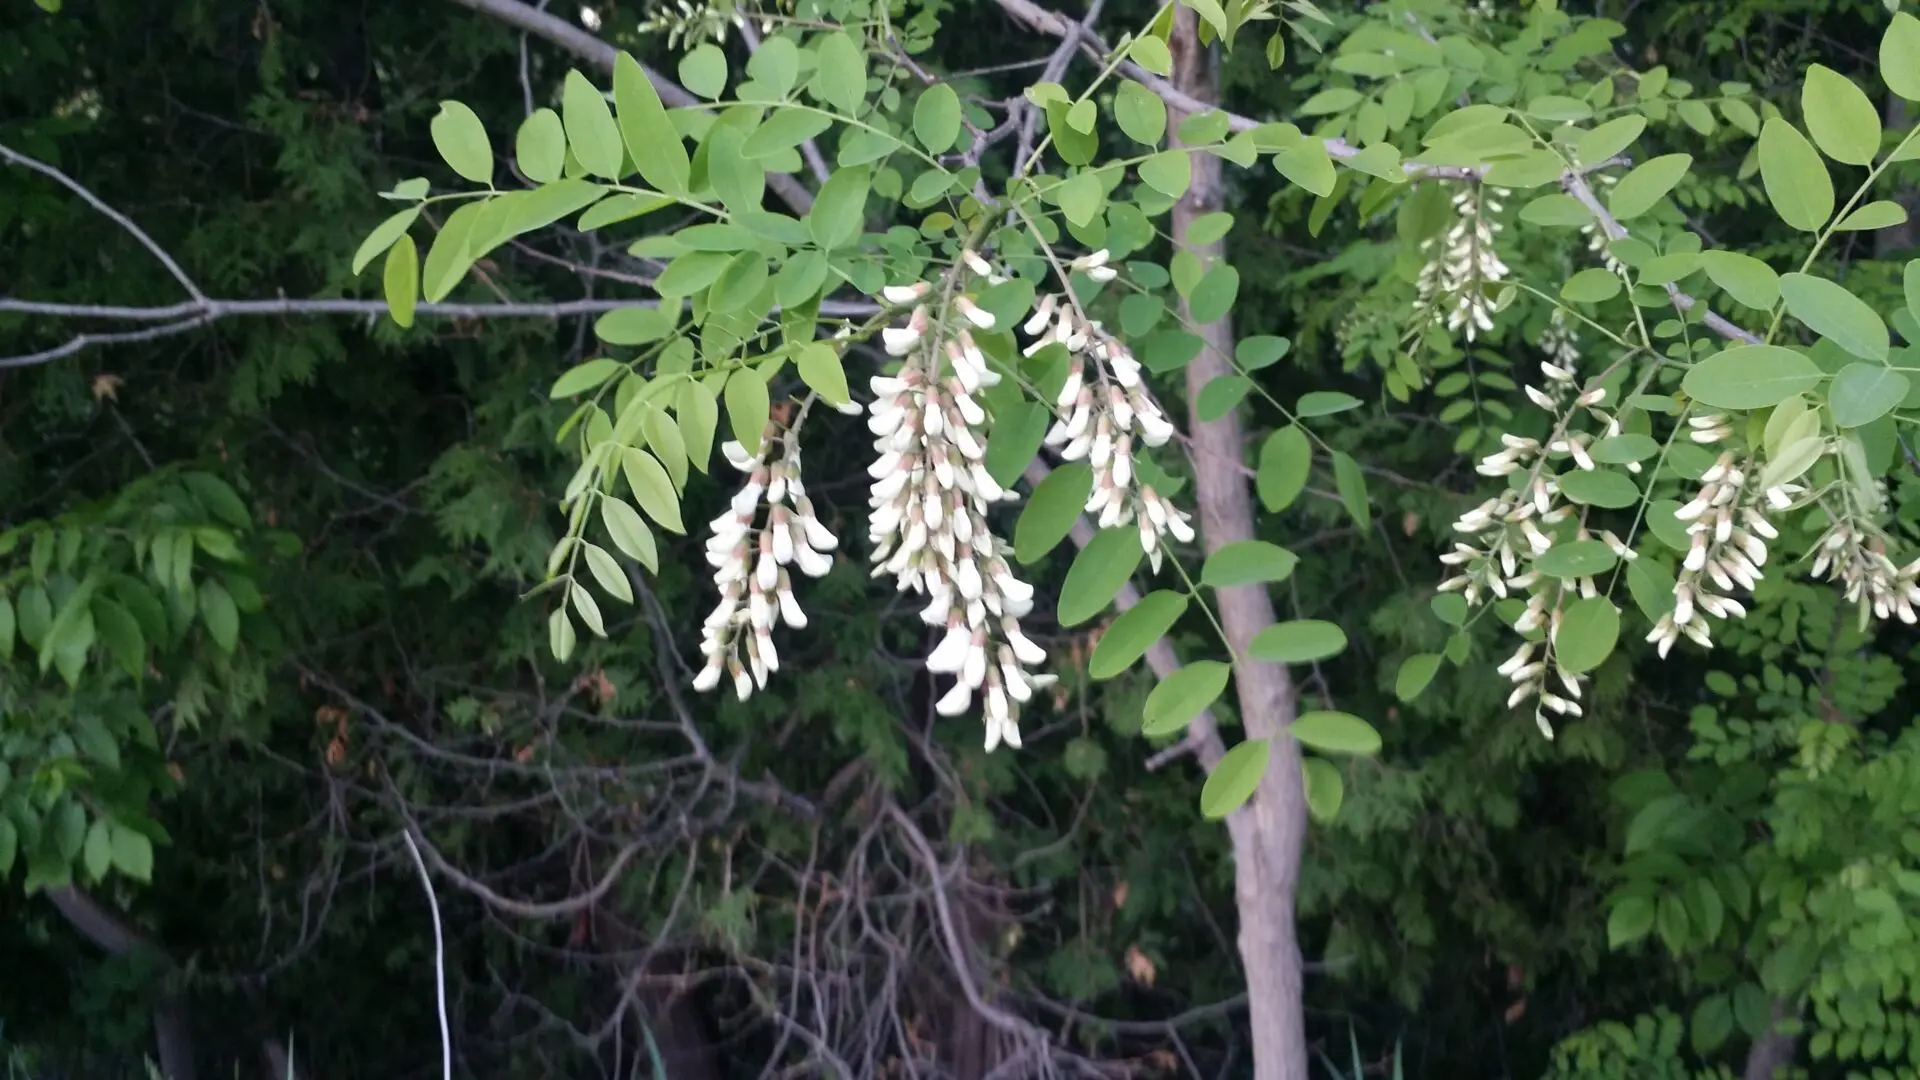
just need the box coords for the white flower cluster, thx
[1024,281,1195,572]
[869,252,1055,752]
[692,430,839,699]
[1643,447,1777,658]
[1415,186,1509,341]
[1811,517,1920,626]
[1540,308,1581,376]
[1440,365,1629,736]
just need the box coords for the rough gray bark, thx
[1167,12,1312,1080]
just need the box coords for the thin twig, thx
[401,829,454,1080]
[0,144,205,302]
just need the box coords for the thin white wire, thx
[401,830,452,1080]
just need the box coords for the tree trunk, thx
[1167,13,1312,1080]
[1741,999,1798,1080]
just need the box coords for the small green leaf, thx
[83,820,111,881]
[1197,375,1251,420]
[1332,452,1369,531]
[0,819,17,875]
[1692,995,1735,1055]
[1016,464,1093,564]
[1555,597,1619,674]
[1302,757,1344,822]
[796,342,850,406]
[352,208,421,275]
[549,607,576,661]
[430,101,494,184]
[1557,469,1640,508]
[1828,363,1909,428]
[723,368,772,455]
[595,306,675,345]
[1140,151,1192,198]
[1682,345,1825,410]
[1758,118,1834,232]
[1059,527,1144,627]
[1562,267,1622,303]
[1089,591,1188,679]
[1608,896,1654,947]
[1606,153,1691,220]
[809,165,872,249]
[562,71,624,179]
[1115,81,1167,145]
[1142,660,1230,736]
[1779,272,1889,362]
[600,497,660,573]
[676,379,719,474]
[709,251,770,312]
[614,55,691,193]
[108,824,153,882]
[1296,390,1362,418]
[420,200,486,302]
[1802,64,1880,166]
[641,404,688,490]
[983,402,1051,490]
[1290,711,1381,755]
[582,543,634,603]
[1200,738,1270,820]
[620,448,686,534]
[679,44,728,99]
[1395,653,1441,701]
[913,83,962,153]
[1189,263,1239,323]
[515,108,567,183]
[1575,115,1646,165]
[1257,425,1311,512]
[383,234,418,328]
[1885,14,1920,101]
[1272,139,1336,197]
[197,579,239,652]
[1532,540,1618,578]
[813,32,867,115]
[1201,540,1299,588]
[550,358,625,399]
[1835,200,1909,231]
[1699,251,1779,309]
[743,108,836,158]
[1248,620,1347,663]
[1131,35,1173,76]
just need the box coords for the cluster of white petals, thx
[868,253,1056,752]
[1023,275,1194,572]
[1441,365,1630,736]
[1415,186,1509,341]
[1811,517,1920,626]
[692,430,839,700]
[1644,449,1776,658]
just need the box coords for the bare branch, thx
[0,143,205,302]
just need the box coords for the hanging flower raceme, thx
[1021,281,1194,571]
[867,251,1055,752]
[1641,448,1778,659]
[692,427,839,700]
[1415,186,1509,341]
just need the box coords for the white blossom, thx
[1415,187,1509,341]
[867,251,1056,752]
[691,426,839,699]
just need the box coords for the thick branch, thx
[44,888,198,1080]
[447,0,816,214]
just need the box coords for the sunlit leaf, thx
[1200,738,1269,820]
[1089,591,1188,679]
